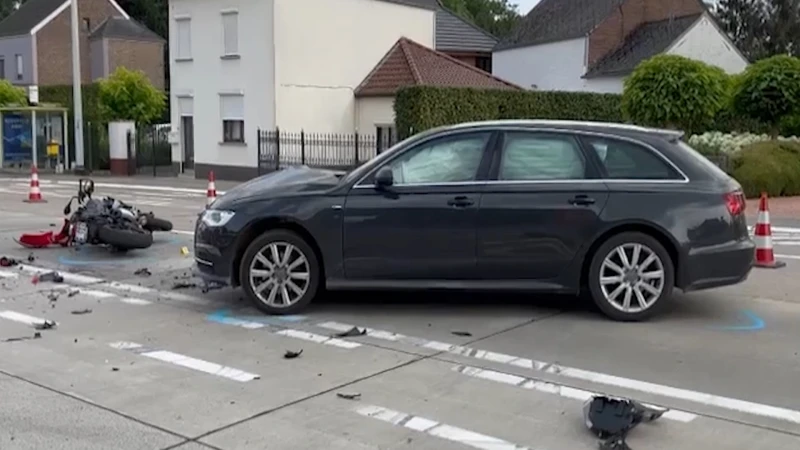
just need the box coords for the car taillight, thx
[724,191,746,216]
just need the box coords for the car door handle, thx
[447,196,474,207]
[569,195,595,206]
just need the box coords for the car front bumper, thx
[681,238,755,292]
[192,219,239,286]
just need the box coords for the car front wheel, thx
[587,232,674,321]
[240,230,321,315]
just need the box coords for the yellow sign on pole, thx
[46,141,59,158]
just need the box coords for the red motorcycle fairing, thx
[16,219,72,248]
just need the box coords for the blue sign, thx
[3,112,32,164]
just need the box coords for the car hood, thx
[212,166,344,208]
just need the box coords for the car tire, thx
[240,229,321,315]
[587,232,674,322]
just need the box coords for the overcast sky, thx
[514,0,540,14]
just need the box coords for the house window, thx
[221,11,239,56]
[175,18,192,60]
[0,58,5,79]
[476,56,491,73]
[15,54,22,80]
[376,125,396,154]
[220,94,244,143]
[82,18,90,32]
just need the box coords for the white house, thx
[493,0,749,94]
[168,0,507,180]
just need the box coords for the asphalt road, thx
[1,176,799,450]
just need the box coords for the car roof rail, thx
[442,119,686,141]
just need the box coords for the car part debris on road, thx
[70,309,92,315]
[284,349,303,359]
[32,319,57,330]
[451,331,473,337]
[3,332,41,342]
[334,326,367,338]
[583,395,667,450]
[135,268,152,277]
[0,256,19,267]
[336,392,361,400]
[32,271,64,284]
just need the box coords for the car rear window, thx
[675,140,732,181]
[582,136,684,180]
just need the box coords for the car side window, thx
[380,132,490,185]
[583,137,682,180]
[498,132,587,181]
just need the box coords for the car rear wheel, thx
[240,230,320,315]
[587,232,674,321]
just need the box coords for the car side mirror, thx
[374,167,394,189]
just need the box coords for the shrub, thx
[394,86,622,138]
[621,55,729,134]
[730,140,800,197]
[0,79,27,106]
[39,83,102,121]
[732,55,800,135]
[688,131,800,156]
[98,67,166,124]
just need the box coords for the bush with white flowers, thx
[688,131,800,156]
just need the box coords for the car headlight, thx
[201,209,235,227]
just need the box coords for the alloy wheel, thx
[248,241,311,308]
[599,243,665,313]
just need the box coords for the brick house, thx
[0,0,164,89]
[493,0,749,93]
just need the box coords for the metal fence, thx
[127,123,173,176]
[257,128,396,175]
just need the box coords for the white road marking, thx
[109,341,259,382]
[775,254,800,260]
[0,270,19,279]
[97,281,204,304]
[453,365,696,423]
[17,264,103,285]
[316,321,800,426]
[0,310,53,327]
[172,230,194,236]
[51,287,152,305]
[274,329,361,349]
[356,405,530,450]
[53,180,225,196]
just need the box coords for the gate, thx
[135,123,173,176]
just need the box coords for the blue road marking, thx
[207,308,307,326]
[713,310,765,332]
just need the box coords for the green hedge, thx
[39,83,102,121]
[393,85,795,138]
[394,86,623,139]
[731,141,800,197]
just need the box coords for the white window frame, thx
[220,93,245,143]
[15,54,22,79]
[174,16,192,61]
[221,10,239,58]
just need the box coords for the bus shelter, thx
[0,105,69,172]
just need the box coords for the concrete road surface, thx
[1,175,799,450]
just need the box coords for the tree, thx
[732,54,800,136]
[0,79,26,106]
[98,67,165,124]
[439,0,521,39]
[716,0,800,60]
[0,0,26,22]
[622,55,729,133]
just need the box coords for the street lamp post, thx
[70,0,85,171]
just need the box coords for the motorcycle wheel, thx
[98,225,154,250]
[142,214,173,232]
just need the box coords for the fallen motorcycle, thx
[103,196,173,233]
[17,179,163,251]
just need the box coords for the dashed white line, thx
[274,329,361,349]
[453,365,696,423]
[316,321,800,426]
[109,341,259,382]
[0,310,53,327]
[355,405,530,450]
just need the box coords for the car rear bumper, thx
[681,238,755,292]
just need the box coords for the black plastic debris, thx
[111,367,120,372]
[3,332,41,342]
[71,309,93,315]
[27,253,35,263]
[32,271,64,284]
[33,320,57,330]
[0,256,19,267]
[172,282,197,290]
[201,282,224,294]
[134,268,152,277]
[335,326,367,338]
[67,289,80,297]
[336,392,361,400]
[583,396,667,450]
[284,349,303,359]
[451,331,472,337]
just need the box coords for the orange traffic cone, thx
[754,192,784,268]
[23,165,46,203]
[206,171,217,207]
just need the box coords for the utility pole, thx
[70,0,85,171]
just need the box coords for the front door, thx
[477,130,610,281]
[343,131,495,280]
[182,116,194,170]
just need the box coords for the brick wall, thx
[36,0,122,86]
[587,0,704,67]
[107,38,165,90]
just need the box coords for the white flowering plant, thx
[687,131,800,156]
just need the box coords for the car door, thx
[476,130,610,281]
[342,131,496,280]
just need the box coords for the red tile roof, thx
[355,37,522,97]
